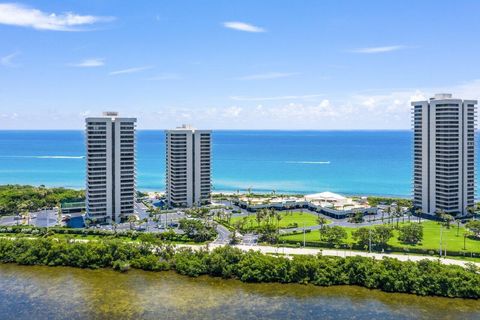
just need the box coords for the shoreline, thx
[0,183,413,199]
[0,237,478,299]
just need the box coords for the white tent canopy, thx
[305,191,346,201]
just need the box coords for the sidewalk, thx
[192,243,480,268]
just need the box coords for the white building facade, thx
[412,94,477,216]
[166,125,211,207]
[85,112,137,223]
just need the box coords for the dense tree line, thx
[367,196,412,208]
[0,224,217,243]
[0,238,478,299]
[0,185,84,215]
[178,218,217,242]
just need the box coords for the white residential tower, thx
[85,112,137,223]
[166,125,211,207]
[412,94,477,216]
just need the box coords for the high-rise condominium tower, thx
[412,94,477,216]
[85,112,137,223]
[166,124,211,207]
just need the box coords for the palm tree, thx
[317,217,328,230]
[128,215,137,230]
[255,209,264,227]
[385,206,391,224]
[112,221,118,234]
[275,212,283,234]
[143,218,149,231]
[435,209,445,219]
[467,206,477,220]
[415,208,422,223]
[443,214,454,229]
[268,209,276,225]
[84,218,92,229]
[395,206,402,228]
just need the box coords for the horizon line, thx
[0,128,416,132]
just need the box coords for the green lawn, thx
[231,211,326,229]
[281,221,480,254]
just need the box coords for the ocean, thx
[0,130,465,197]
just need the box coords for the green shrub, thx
[0,238,478,299]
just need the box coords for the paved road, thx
[0,215,21,226]
[98,211,186,233]
[213,223,233,244]
[33,210,58,227]
[0,210,58,227]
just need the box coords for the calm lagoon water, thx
[0,264,478,320]
[1,130,476,197]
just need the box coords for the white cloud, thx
[230,94,323,101]
[237,72,299,80]
[223,106,243,118]
[80,110,91,117]
[0,3,114,31]
[109,66,153,76]
[147,73,181,81]
[144,80,480,129]
[8,79,480,130]
[351,45,406,54]
[1,52,20,67]
[223,21,265,32]
[70,58,104,67]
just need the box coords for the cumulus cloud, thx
[0,3,114,31]
[223,21,265,32]
[146,80,480,129]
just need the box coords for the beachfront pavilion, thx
[304,192,354,210]
[234,191,375,219]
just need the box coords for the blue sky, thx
[1,0,480,129]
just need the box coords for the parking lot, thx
[0,209,58,228]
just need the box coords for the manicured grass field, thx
[231,211,326,229]
[281,220,480,254]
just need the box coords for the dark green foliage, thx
[398,223,424,244]
[373,225,394,248]
[257,224,278,244]
[352,225,394,249]
[0,185,84,215]
[178,219,217,242]
[319,226,347,245]
[0,225,214,243]
[0,238,478,299]
[348,211,364,223]
[466,220,480,238]
[367,197,412,208]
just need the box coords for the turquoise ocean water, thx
[0,130,472,197]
